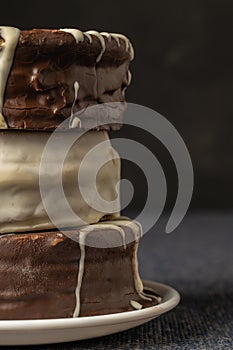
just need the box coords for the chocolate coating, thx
[2,29,132,130]
[0,227,158,320]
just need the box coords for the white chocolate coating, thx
[0,26,20,128]
[0,130,120,234]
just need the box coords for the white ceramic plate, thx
[0,280,180,346]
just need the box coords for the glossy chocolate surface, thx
[2,30,132,130]
[0,228,158,320]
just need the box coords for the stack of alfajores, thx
[0,27,160,319]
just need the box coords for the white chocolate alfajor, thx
[0,130,120,233]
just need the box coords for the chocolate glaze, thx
[1,29,132,130]
[0,228,158,320]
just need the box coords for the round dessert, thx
[0,27,133,130]
[0,27,160,320]
[0,220,160,320]
[0,129,120,234]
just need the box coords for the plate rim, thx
[0,280,180,331]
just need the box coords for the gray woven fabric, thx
[6,212,233,349]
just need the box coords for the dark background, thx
[0,4,232,348]
[0,0,232,211]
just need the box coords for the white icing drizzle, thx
[84,32,92,44]
[129,221,153,301]
[72,219,149,316]
[131,240,152,301]
[122,70,132,97]
[108,220,150,301]
[72,81,79,114]
[0,26,20,128]
[110,34,121,47]
[100,32,111,40]
[101,32,134,58]
[75,223,126,249]
[100,32,120,47]
[95,219,148,301]
[85,31,106,62]
[60,28,84,43]
[110,33,134,60]
[73,222,126,317]
[109,224,126,249]
[114,34,130,51]
[143,287,162,303]
[73,229,90,317]
[96,222,127,249]
[130,300,143,310]
[101,219,143,240]
[59,29,134,62]
[69,81,81,128]
[127,70,132,86]
[70,116,81,128]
